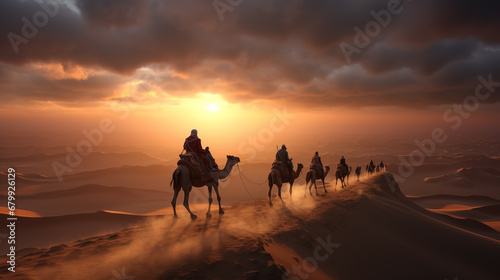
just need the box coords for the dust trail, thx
[31,183,330,279]
[29,170,387,279]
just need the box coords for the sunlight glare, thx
[207,103,219,112]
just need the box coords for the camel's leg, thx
[305,179,309,197]
[278,183,284,204]
[171,187,180,218]
[322,179,327,193]
[182,188,197,220]
[268,173,274,206]
[314,181,319,196]
[289,181,293,199]
[206,186,213,218]
[214,184,224,214]
[268,185,273,206]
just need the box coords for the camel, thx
[366,165,374,176]
[267,163,304,206]
[335,165,350,189]
[376,165,380,172]
[355,166,361,181]
[170,155,240,220]
[379,162,385,172]
[305,166,331,196]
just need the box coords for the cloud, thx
[0,0,499,108]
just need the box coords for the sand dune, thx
[394,162,500,199]
[409,194,500,209]
[1,184,171,216]
[430,203,500,234]
[0,211,153,253]
[447,204,500,222]
[0,164,176,195]
[1,173,499,280]
[0,207,40,217]
[421,167,500,199]
[0,151,164,176]
[424,167,500,184]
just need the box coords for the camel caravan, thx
[171,129,386,219]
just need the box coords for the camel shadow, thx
[203,212,224,233]
[273,202,293,217]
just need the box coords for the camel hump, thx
[272,161,291,179]
[177,159,203,178]
[178,154,214,183]
[309,164,323,173]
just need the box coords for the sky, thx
[1,0,499,156]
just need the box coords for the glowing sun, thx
[207,103,219,112]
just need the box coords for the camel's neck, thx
[218,161,235,179]
[324,169,330,177]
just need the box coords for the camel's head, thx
[297,163,304,169]
[325,166,330,172]
[227,155,240,164]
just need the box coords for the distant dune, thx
[0,151,164,176]
[448,204,500,221]
[2,174,499,280]
[0,207,40,217]
[425,167,500,184]
[409,194,500,209]
[0,211,153,253]
[0,184,171,216]
[0,164,177,195]
[420,167,500,199]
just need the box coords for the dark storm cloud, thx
[0,0,499,108]
[0,63,126,104]
[358,38,479,76]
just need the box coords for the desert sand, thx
[0,139,499,280]
[1,173,499,280]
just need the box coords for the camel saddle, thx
[337,164,348,173]
[309,164,324,177]
[272,160,293,179]
[177,153,214,183]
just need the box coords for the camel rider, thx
[184,129,217,171]
[380,160,384,167]
[276,144,293,176]
[339,155,348,172]
[369,160,375,170]
[311,151,324,177]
